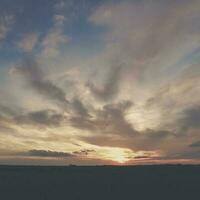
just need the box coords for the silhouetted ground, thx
[0,165,200,200]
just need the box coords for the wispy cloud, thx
[41,11,69,57]
[86,64,123,101]
[17,32,38,52]
[0,14,15,41]
[14,109,67,128]
[12,56,69,109]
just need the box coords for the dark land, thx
[0,165,200,200]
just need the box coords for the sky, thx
[0,0,200,165]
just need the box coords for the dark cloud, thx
[86,65,123,101]
[145,85,171,108]
[133,156,152,159]
[99,101,135,135]
[70,99,174,151]
[80,128,173,151]
[0,105,17,118]
[73,149,95,156]
[0,102,66,131]
[189,141,200,148]
[144,129,173,140]
[70,100,136,136]
[23,149,95,158]
[0,104,20,124]
[71,98,90,117]
[13,57,92,117]
[133,129,174,151]
[27,149,74,158]
[0,99,173,154]
[70,116,95,131]
[180,106,200,130]
[174,150,200,160]
[14,109,66,127]
[13,56,69,109]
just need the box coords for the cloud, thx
[0,104,18,119]
[42,28,68,57]
[27,149,74,158]
[174,150,200,160]
[23,149,95,159]
[99,100,135,135]
[189,141,200,148]
[17,32,38,52]
[0,14,14,41]
[14,109,66,127]
[0,103,67,133]
[73,149,96,156]
[0,104,20,136]
[136,129,174,151]
[80,128,173,152]
[143,64,200,134]
[71,99,174,152]
[180,106,200,130]
[86,64,123,101]
[71,99,175,151]
[53,15,65,26]
[0,124,18,137]
[70,116,95,131]
[41,12,68,58]
[54,1,66,10]
[133,156,152,160]
[12,56,69,109]
[71,98,90,117]
[70,100,136,136]
[12,57,91,116]
[89,0,200,87]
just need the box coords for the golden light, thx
[90,146,160,164]
[97,147,133,164]
[110,153,129,163]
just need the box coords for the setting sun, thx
[95,148,133,164]
[111,154,128,164]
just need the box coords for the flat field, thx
[0,165,200,200]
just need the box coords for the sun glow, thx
[110,152,129,163]
[97,148,133,164]
[91,147,161,164]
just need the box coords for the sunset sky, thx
[0,0,200,165]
